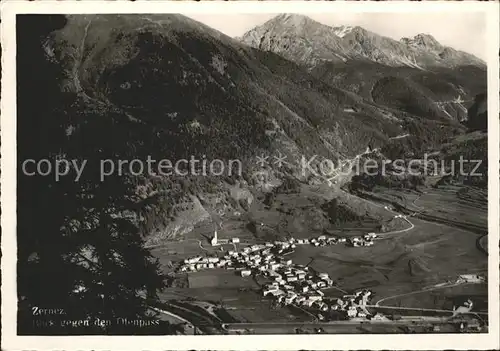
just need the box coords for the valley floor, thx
[150,183,488,334]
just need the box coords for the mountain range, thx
[240,13,485,69]
[21,13,487,244]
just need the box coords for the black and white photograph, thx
[1,1,499,350]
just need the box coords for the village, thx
[175,222,485,326]
[177,228,386,321]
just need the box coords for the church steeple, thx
[211,229,218,246]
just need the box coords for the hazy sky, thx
[187,13,487,60]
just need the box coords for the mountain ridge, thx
[240,14,486,69]
[27,13,481,247]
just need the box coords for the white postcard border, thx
[1,1,499,350]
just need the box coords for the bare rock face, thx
[243,15,486,123]
[241,14,485,69]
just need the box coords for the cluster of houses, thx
[179,240,296,273]
[456,274,486,284]
[291,232,378,248]
[452,299,474,317]
[262,267,375,320]
[177,234,382,320]
[178,232,379,273]
[298,235,347,247]
[261,267,334,309]
[328,289,374,319]
[347,233,377,247]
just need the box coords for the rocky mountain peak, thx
[254,13,327,36]
[401,33,443,51]
[414,33,439,44]
[241,14,485,69]
[273,13,316,27]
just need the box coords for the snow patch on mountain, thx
[333,25,353,38]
